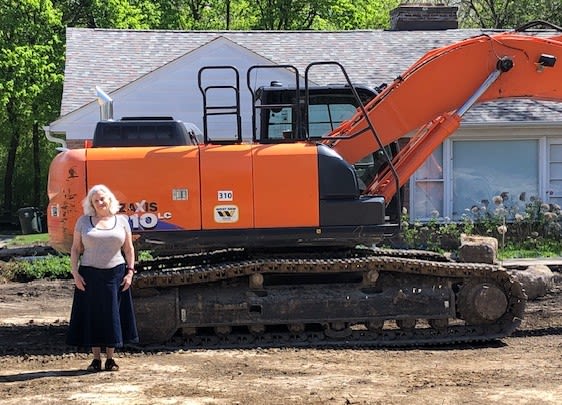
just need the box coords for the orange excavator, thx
[47,22,562,347]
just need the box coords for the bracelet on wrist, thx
[126,266,136,274]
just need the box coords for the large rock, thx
[508,264,555,300]
[458,234,498,264]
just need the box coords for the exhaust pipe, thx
[95,86,114,121]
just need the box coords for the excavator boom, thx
[327,31,562,201]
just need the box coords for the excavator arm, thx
[327,29,562,202]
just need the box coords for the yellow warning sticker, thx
[214,205,239,223]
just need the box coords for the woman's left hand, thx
[121,271,134,291]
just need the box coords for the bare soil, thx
[0,277,561,405]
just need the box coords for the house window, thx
[451,140,539,219]
[412,145,444,219]
[411,139,541,221]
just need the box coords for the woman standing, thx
[66,184,139,372]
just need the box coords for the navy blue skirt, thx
[66,264,139,348]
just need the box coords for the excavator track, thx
[132,248,526,348]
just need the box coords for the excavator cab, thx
[255,83,378,142]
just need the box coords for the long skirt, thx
[66,264,139,348]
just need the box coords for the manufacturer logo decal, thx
[214,205,239,223]
[120,200,172,230]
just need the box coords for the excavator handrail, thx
[304,61,401,218]
[246,64,301,142]
[197,65,242,144]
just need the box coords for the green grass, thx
[6,233,49,247]
[498,240,562,260]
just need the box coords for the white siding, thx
[50,38,307,141]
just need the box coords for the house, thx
[46,5,562,221]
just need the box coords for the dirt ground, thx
[0,276,561,405]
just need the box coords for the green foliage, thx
[461,193,562,247]
[0,0,64,216]
[313,0,400,29]
[498,239,562,259]
[138,250,153,261]
[0,248,153,282]
[90,0,162,29]
[399,193,562,258]
[399,210,473,252]
[1,254,70,282]
[456,0,562,28]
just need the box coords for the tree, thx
[313,0,401,29]
[0,0,64,218]
[51,0,405,31]
[53,0,162,28]
[455,0,562,28]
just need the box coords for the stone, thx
[508,264,555,300]
[458,234,498,264]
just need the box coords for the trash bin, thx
[17,207,43,234]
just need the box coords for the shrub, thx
[1,255,71,282]
[397,193,562,258]
[0,250,154,282]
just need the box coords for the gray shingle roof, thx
[63,27,562,123]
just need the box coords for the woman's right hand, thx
[72,271,86,291]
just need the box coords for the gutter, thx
[43,126,68,151]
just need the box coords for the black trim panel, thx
[135,224,399,255]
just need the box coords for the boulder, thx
[458,234,498,264]
[508,264,555,300]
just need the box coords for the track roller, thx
[458,281,508,325]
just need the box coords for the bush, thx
[0,250,154,282]
[1,254,71,282]
[398,210,473,252]
[397,193,562,258]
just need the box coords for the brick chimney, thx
[390,3,458,31]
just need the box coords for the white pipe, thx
[43,126,68,151]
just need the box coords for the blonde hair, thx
[82,184,120,216]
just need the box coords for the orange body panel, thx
[199,144,254,229]
[47,143,321,252]
[198,143,319,229]
[252,143,319,228]
[85,146,202,232]
[47,149,87,253]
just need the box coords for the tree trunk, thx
[33,121,41,207]
[3,103,20,217]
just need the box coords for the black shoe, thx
[104,358,119,371]
[86,359,102,372]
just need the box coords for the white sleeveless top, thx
[75,214,131,269]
